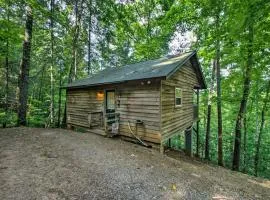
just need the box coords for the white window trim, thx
[175,87,182,107]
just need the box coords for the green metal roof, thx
[66,51,206,89]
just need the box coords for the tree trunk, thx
[196,89,199,157]
[205,60,216,160]
[62,100,67,128]
[50,0,55,126]
[254,80,270,176]
[243,114,247,173]
[3,2,10,128]
[205,105,211,160]
[57,75,62,127]
[232,19,253,171]
[146,0,153,59]
[215,29,224,167]
[57,55,63,127]
[254,80,259,153]
[4,40,9,128]
[38,66,45,101]
[87,0,92,75]
[68,0,82,83]
[17,5,33,126]
[63,0,83,126]
[202,106,206,158]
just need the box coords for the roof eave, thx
[192,53,207,89]
[165,51,207,90]
[166,51,197,79]
[63,76,166,90]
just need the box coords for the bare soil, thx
[0,128,269,200]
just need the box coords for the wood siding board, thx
[161,62,199,141]
[67,80,162,144]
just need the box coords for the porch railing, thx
[104,112,120,135]
[88,111,103,127]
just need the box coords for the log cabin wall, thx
[66,88,104,128]
[161,61,199,141]
[115,79,161,144]
[66,79,162,144]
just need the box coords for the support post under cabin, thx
[185,127,192,157]
[196,88,200,157]
[160,143,165,154]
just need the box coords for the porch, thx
[87,111,120,136]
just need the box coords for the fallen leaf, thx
[171,184,177,191]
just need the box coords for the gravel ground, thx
[0,128,269,200]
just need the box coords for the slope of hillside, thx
[0,128,269,200]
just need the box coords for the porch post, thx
[196,88,200,156]
[185,126,192,157]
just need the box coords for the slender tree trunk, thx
[205,103,211,160]
[38,66,45,101]
[87,0,92,75]
[196,89,200,157]
[62,99,67,127]
[57,51,63,127]
[146,0,152,59]
[17,5,33,126]
[254,80,259,157]
[242,98,253,173]
[243,115,247,173]
[4,40,9,128]
[254,80,270,176]
[63,0,83,126]
[57,71,62,127]
[50,0,55,126]
[205,61,216,160]
[202,106,206,158]
[215,24,224,166]
[69,0,82,83]
[232,18,253,171]
[3,2,10,128]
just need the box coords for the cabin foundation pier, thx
[160,143,165,154]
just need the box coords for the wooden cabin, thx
[65,51,206,154]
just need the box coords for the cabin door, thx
[105,90,115,114]
[105,90,116,132]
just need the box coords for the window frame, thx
[175,87,182,107]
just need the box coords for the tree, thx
[50,0,55,126]
[3,0,10,128]
[232,5,254,171]
[254,80,270,176]
[17,4,33,126]
[205,60,216,161]
[215,11,224,167]
[68,0,84,83]
[87,0,92,75]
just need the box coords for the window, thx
[175,87,182,107]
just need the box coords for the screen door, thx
[106,90,115,113]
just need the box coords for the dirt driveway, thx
[0,128,269,200]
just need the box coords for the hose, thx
[128,121,152,148]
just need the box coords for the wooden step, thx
[87,128,106,136]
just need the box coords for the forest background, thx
[0,0,269,179]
